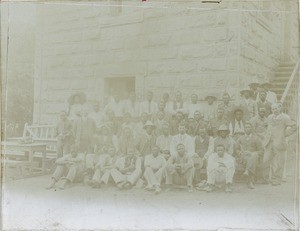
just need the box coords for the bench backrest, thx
[23,123,57,152]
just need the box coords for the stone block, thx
[180,45,214,59]
[198,58,227,71]
[203,27,227,41]
[145,34,171,47]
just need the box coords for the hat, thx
[100,123,110,130]
[261,82,272,87]
[217,124,229,132]
[143,120,156,129]
[233,106,244,114]
[248,82,259,87]
[205,95,217,101]
[68,92,87,105]
[240,87,254,95]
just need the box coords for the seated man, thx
[165,143,194,192]
[144,145,166,194]
[46,147,85,190]
[235,122,262,189]
[156,122,172,160]
[110,147,142,189]
[88,146,119,188]
[205,144,235,193]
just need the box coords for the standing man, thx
[261,103,295,186]
[124,91,140,120]
[187,93,201,119]
[136,121,157,156]
[256,90,272,117]
[73,109,96,153]
[260,82,277,104]
[208,107,229,137]
[239,87,256,121]
[88,101,104,132]
[140,91,158,118]
[165,143,194,192]
[229,108,246,140]
[236,122,263,189]
[205,145,235,192]
[171,90,187,115]
[55,111,73,158]
[250,107,268,139]
[170,123,195,157]
[144,145,166,194]
[218,92,235,122]
[104,93,125,119]
[214,125,235,155]
[203,95,217,122]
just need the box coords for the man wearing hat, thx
[256,90,272,117]
[203,95,217,121]
[239,87,256,121]
[229,107,246,140]
[260,82,277,104]
[144,145,166,194]
[235,122,263,189]
[46,146,85,190]
[214,124,235,155]
[136,120,157,156]
[205,144,235,192]
[170,122,195,157]
[218,92,235,122]
[261,103,295,186]
[248,81,260,100]
[165,143,195,192]
[208,107,229,137]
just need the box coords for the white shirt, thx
[170,133,195,157]
[140,100,158,116]
[186,103,202,118]
[266,91,277,105]
[104,100,125,117]
[88,111,104,128]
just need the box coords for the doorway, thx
[104,77,135,100]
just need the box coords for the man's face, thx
[194,111,201,121]
[176,112,183,121]
[198,128,206,138]
[178,125,186,134]
[216,146,225,157]
[207,97,214,105]
[258,108,266,118]
[176,144,185,156]
[108,147,116,156]
[217,109,224,118]
[74,96,80,104]
[60,112,67,121]
[147,92,153,101]
[175,92,182,101]
[259,92,266,101]
[244,124,252,135]
[219,130,228,138]
[93,103,100,112]
[222,94,230,104]
[235,111,243,121]
[145,126,153,135]
[152,146,159,157]
[243,92,250,99]
[191,94,198,103]
[158,101,165,111]
[71,151,78,158]
[162,124,169,135]
[272,104,280,115]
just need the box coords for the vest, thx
[195,135,210,158]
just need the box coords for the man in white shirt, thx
[124,91,140,120]
[104,93,125,119]
[144,145,166,194]
[162,92,173,115]
[187,93,201,118]
[140,91,158,117]
[156,122,172,160]
[170,123,195,157]
[203,95,217,121]
[88,101,104,131]
[171,90,187,115]
[261,82,277,104]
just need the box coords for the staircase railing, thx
[280,60,300,119]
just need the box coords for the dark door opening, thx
[104,77,135,100]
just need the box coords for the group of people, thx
[46,81,297,194]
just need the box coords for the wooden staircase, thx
[272,61,299,120]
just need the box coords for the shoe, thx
[46,181,56,190]
[204,185,213,192]
[247,181,255,189]
[145,186,155,191]
[187,186,193,193]
[271,181,281,186]
[155,186,161,194]
[225,184,232,193]
[256,179,269,185]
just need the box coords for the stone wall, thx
[33,0,298,124]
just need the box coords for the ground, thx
[2,156,299,230]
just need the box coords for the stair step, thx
[278,62,295,67]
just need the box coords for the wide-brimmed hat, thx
[240,87,254,95]
[143,120,156,129]
[233,106,244,114]
[205,95,217,101]
[68,92,87,105]
[217,124,230,132]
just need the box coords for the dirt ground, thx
[2,155,299,230]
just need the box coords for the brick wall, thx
[33,1,298,124]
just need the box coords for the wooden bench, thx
[4,123,58,175]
